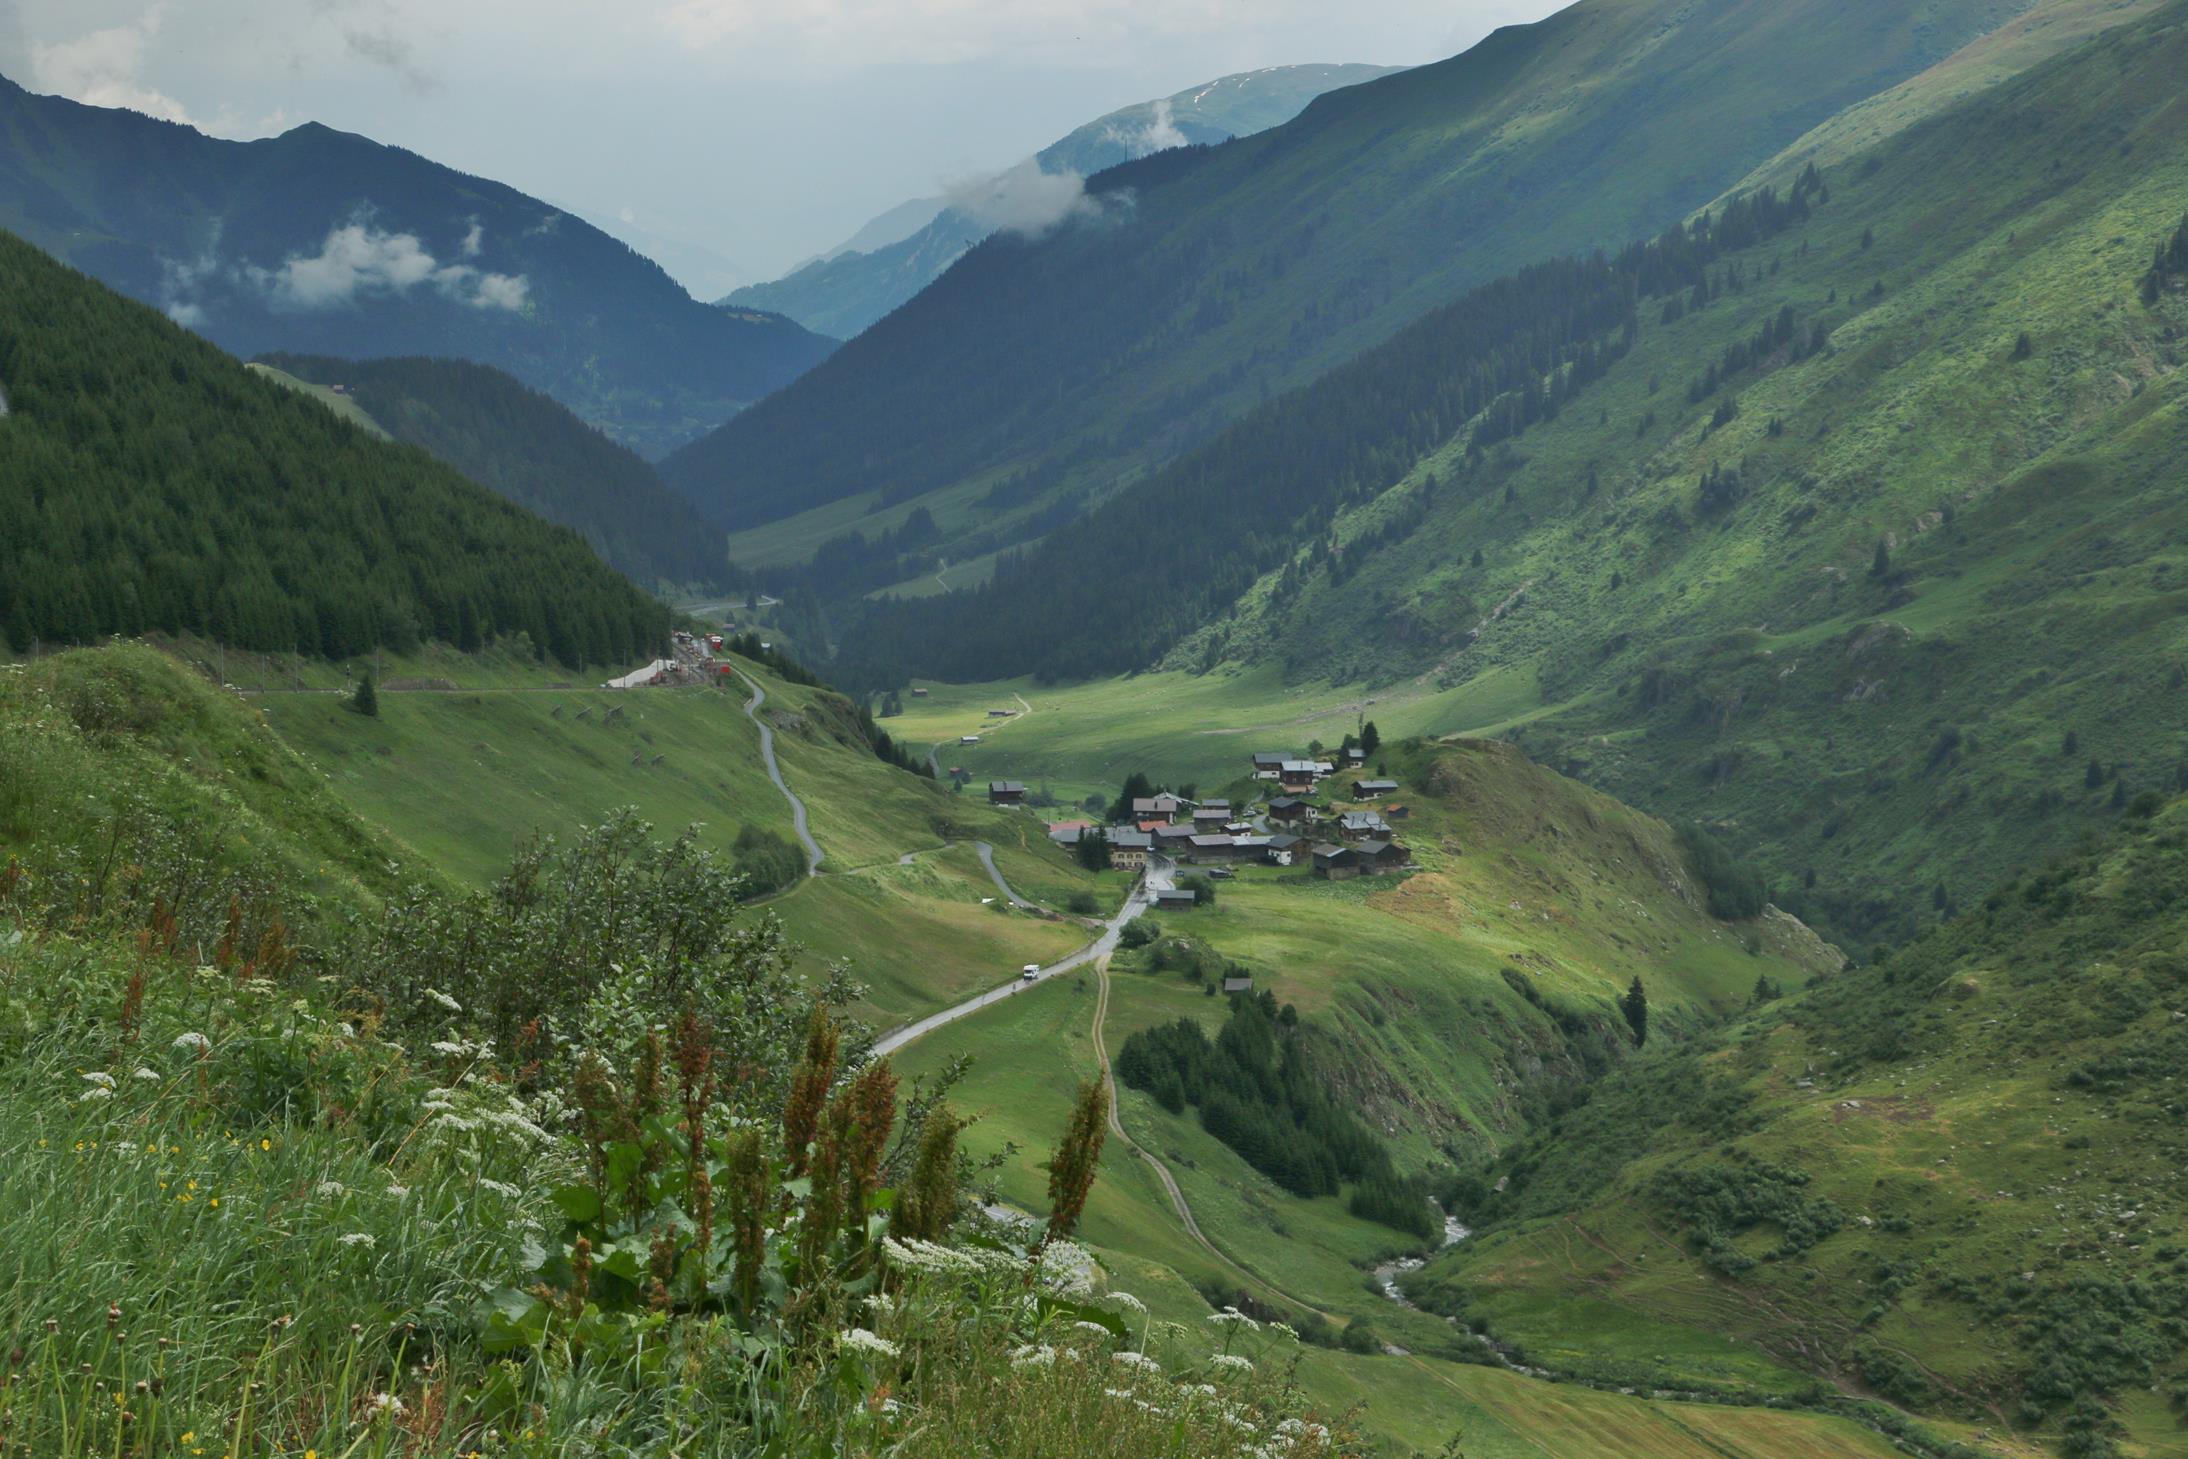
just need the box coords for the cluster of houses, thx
[1019,750,1415,887]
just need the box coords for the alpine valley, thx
[2,1,2185,1456]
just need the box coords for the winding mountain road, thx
[870,859,1173,1057]
[738,671,822,877]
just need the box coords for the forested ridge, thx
[837,175,1823,683]
[0,232,668,667]
[257,353,738,590]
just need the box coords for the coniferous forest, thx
[835,177,1821,685]
[0,233,669,667]
[1116,991,1437,1240]
[256,354,741,591]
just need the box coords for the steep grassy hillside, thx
[0,645,414,930]
[0,76,832,455]
[671,0,2123,568]
[0,231,667,668]
[255,353,736,589]
[861,3,2188,950]
[1413,794,2188,1456]
[255,656,1095,1030]
[723,63,1403,340]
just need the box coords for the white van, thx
[1021,964,1040,981]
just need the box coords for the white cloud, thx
[1100,97,1186,158]
[943,159,1104,239]
[30,3,198,126]
[459,221,484,257]
[246,221,529,311]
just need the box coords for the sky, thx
[0,0,1560,296]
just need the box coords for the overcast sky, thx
[0,0,1560,294]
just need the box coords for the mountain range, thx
[662,0,2081,547]
[0,73,833,457]
[721,63,1404,340]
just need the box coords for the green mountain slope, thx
[848,1,2188,950]
[665,0,2113,555]
[722,63,1403,340]
[255,353,735,590]
[1413,792,2188,1455]
[0,75,834,456]
[0,230,667,668]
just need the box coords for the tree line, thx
[0,231,668,669]
[1114,990,1437,1239]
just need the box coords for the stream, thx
[1371,1213,1470,1311]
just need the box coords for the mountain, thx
[0,74,834,457]
[256,353,736,590]
[1410,789,2188,1455]
[664,0,2094,551]
[836,0,2188,952]
[720,63,1403,341]
[0,229,668,668]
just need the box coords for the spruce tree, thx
[1621,977,1649,1048]
[1870,539,1892,578]
[1360,721,1381,756]
[350,669,379,718]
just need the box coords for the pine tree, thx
[1870,539,1892,578]
[2061,729,2079,758]
[2086,758,2107,790]
[1621,977,1649,1048]
[350,669,378,718]
[1360,721,1381,756]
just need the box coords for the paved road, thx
[738,671,822,877]
[870,859,1173,1057]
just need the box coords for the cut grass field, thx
[243,361,391,440]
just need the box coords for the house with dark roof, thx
[1221,974,1254,994]
[1351,779,1400,799]
[1266,797,1312,826]
[1131,793,1186,823]
[1186,834,1237,863]
[1355,839,1414,872]
[1106,827,1153,871]
[1250,753,1287,779]
[1266,833,1304,866]
[1155,887,1200,910]
[989,781,1026,805]
[1311,844,1359,880]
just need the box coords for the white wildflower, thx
[1104,1386,1135,1399]
[81,1071,116,1088]
[424,988,463,1014]
[337,1232,376,1249]
[1111,1351,1161,1373]
[837,1327,900,1358]
[1009,1343,1057,1370]
[1104,1291,1148,1317]
[366,1392,405,1419]
[477,1178,521,1199]
[1071,1320,1113,1337]
[171,1031,211,1055]
[1209,1353,1253,1374]
[79,1086,113,1103]
[867,1293,897,1316]
[385,1183,410,1200]
[1208,1306,1261,1330]
[316,1180,348,1198]
[883,1236,980,1275]
[131,1068,162,1083]
[429,1041,469,1058]
[1268,1321,1300,1342]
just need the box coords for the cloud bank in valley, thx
[245,221,530,312]
[942,161,1105,239]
